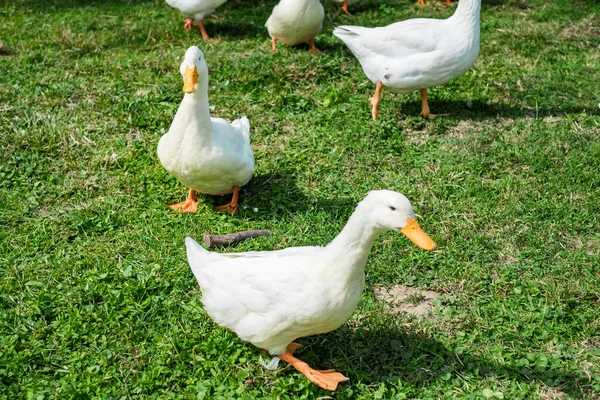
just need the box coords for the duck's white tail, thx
[333,26,360,39]
[231,116,251,140]
[185,237,209,279]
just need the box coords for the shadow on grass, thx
[325,0,414,16]
[220,170,357,220]
[209,21,265,41]
[277,40,350,54]
[395,99,597,121]
[299,324,593,398]
[11,0,158,10]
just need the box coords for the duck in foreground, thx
[158,46,254,213]
[333,0,480,120]
[266,0,324,53]
[186,190,436,390]
[166,0,228,41]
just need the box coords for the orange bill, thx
[400,217,437,250]
[183,65,198,93]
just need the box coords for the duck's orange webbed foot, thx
[169,189,198,213]
[214,185,239,214]
[278,342,349,391]
[308,38,321,54]
[184,18,194,31]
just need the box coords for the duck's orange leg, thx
[214,185,239,214]
[308,38,321,54]
[278,343,348,391]
[169,188,198,213]
[184,18,194,31]
[341,0,351,15]
[271,38,277,52]
[419,88,448,118]
[417,0,426,5]
[445,0,453,4]
[197,20,211,41]
[370,81,384,121]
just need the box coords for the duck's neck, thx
[178,77,212,135]
[325,206,386,279]
[452,0,481,25]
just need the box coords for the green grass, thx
[1,0,599,398]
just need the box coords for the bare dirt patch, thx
[0,41,11,58]
[373,285,441,317]
[559,16,600,40]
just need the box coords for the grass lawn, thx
[1,0,599,398]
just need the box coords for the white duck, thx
[186,190,436,390]
[157,46,254,214]
[166,0,229,41]
[265,0,324,53]
[333,0,480,120]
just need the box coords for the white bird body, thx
[188,242,365,354]
[158,103,253,196]
[333,0,480,118]
[157,46,254,210]
[266,0,324,47]
[166,0,228,20]
[186,190,437,356]
[334,0,480,93]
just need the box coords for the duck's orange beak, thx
[183,65,198,94]
[400,217,437,251]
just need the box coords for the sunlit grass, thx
[1,0,599,398]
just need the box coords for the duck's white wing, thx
[229,116,250,141]
[335,19,446,59]
[204,117,254,184]
[216,246,318,259]
[186,237,319,325]
[334,19,453,89]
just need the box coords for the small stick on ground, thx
[203,230,272,248]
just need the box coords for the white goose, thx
[166,0,229,41]
[157,46,254,213]
[333,0,480,119]
[266,0,325,53]
[186,190,436,390]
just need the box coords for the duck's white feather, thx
[266,0,324,46]
[166,0,228,20]
[158,47,254,196]
[333,0,480,93]
[186,190,436,356]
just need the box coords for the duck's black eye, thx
[389,206,396,211]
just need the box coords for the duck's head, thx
[362,190,437,251]
[180,46,208,94]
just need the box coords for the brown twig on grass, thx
[202,230,272,248]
